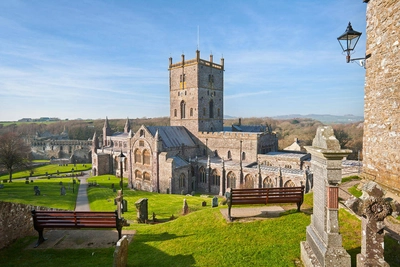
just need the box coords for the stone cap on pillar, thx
[305,126,352,160]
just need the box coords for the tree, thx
[0,132,32,182]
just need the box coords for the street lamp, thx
[337,22,362,63]
[118,150,126,194]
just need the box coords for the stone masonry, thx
[301,126,352,267]
[362,0,400,191]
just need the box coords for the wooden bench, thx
[227,186,305,221]
[31,210,124,247]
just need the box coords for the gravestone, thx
[34,186,40,196]
[300,126,352,267]
[182,199,189,215]
[135,198,148,223]
[212,196,218,208]
[113,235,128,267]
[60,186,66,196]
[115,190,123,218]
[345,182,400,267]
[202,201,206,207]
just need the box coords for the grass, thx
[1,177,399,267]
[348,184,363,198]
[0,164,92,180]
[0,177,78,210]
[342,175,361,183]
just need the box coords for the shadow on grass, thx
[130,232,196,266]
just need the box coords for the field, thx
[0,175,399,266]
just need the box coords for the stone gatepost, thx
[345,182,397,267]
[301,126,352,267]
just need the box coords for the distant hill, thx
[271,114,364,124]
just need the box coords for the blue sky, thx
[0,1,367,121]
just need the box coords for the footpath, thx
[74,172,90,211]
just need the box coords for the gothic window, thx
[139,141,144,147]
[244,174,254,189]
[181,101,186,119]
[179,173,186,188]
[143,172,150,181]
[140,129,145,137]
[227,150,232,160]
[211,169,220,186]
[284,180,296,187]
[242,152,246,161]
[135,170,142,179]
[199,167,206,183]
[227,172,236,188]
[263,177,274,188]
[209,100,214,118]
[174,109,177,117]
[143,150,151,165]
[134,149,141,164]
[190,108,193,117]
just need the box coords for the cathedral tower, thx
[169,50,224,133]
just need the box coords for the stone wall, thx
[0,201,63,250]
[363,0,400,191]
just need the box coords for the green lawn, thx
[1,175,399,267]
[0,163,92,180]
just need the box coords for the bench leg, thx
[296,202,301,212]
[228,205,233,222]
[34,229,47,248]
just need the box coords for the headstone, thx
[182,199,189,215]
[345,182,399,267]
[212,196,218,208]
[34,186,40,196]
[113,235,128,267]
[202,201,206,207]
[115,190,123,218]
[300,126,352,267]
[135,198,148,223]
[60,186,66,196]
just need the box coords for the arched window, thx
[199,167,206,183]
[227,172,236,189]
[179,173,186,188]
[284,180,296,187]
[263,177,274,188]
[211,169,220,186]
[190,108,193,117]
[143,149,151,165]
[134,149,141,164]
[227,151,232,160]
[244,174,254,189]
[209,100,214,118]
[135,170,142,179]
[174,109,177,117]
[143,172,150,181]
[242,152,246,161]
[140,129,145,137]
[180,101,186,119]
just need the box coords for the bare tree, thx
[0,132,32,182]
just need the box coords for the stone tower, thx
[169,50,224,133]
[103,117,112,147]
[362,0,400,191]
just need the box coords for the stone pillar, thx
[301,126,352,267]
[345,182,396,267]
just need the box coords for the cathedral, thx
[92,51,312,195]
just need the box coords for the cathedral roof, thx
[147,126,196,148]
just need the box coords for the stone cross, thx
[115,190,123,218]
[345,181,399,267]
[301,126,352,267]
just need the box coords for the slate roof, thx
[231,125,266,132]
[172,156,189,168]
[146,126,196,148]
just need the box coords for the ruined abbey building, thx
[92,51,313,195]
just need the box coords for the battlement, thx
[169,50,224,70]
[197,131,260,139]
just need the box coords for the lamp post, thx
[118,150,126,194]
[337,22,362,63]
